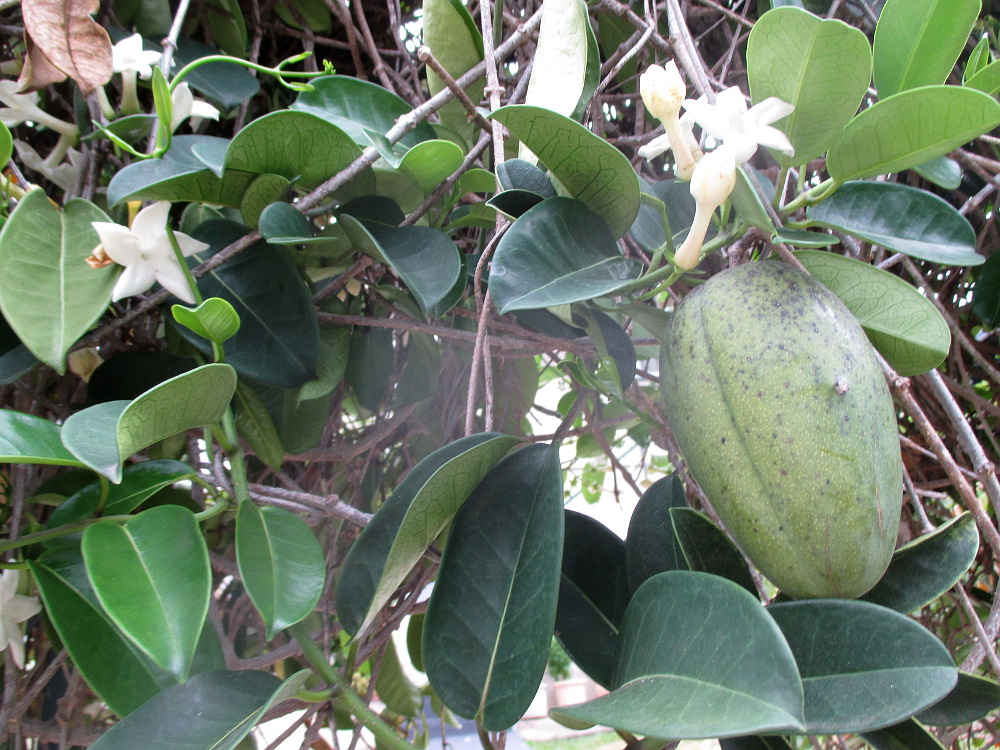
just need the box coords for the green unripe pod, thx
[660,261,903,599]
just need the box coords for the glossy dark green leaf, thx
[796,250,950,376]
[551,571,805,738]
[768,599,957,733]
[973,250,1000,328]
[48,459,194,528]
[390,331,441,406]
[253,381,330,454]
[298,323,350,402]
[236,501,326,639]
[487,189,546,220]
[629,179,700,253]
[82,506,211,681]
[556,510,628,688]
[89,669,307,750]
[62,364,237,482]
[258,202,315,243]
[915,671,1000,725]
[827,87,1000,182]
[239,174,291,229]
[624,475,688,593]
[107,136,258,207]
[336,433,519,635]
[0,314,37,384]
[731,168,774,231]
[398,139,466,194]
[355,433,520,636]
[720,737,794,750]
[30,559,173,717]
[863,513,979,613]
[873,0,979,98]
[183,220,319,389]
[424,443,564,731]
[496,159,556,196]
[171,297,241,344]
[291,75,436,148]
[583,309,635,393]
[345,326,394,411]
[171,37,260,109]
[0,409,81,466]
[225,110,374,193]
[748,6,872,166]
[87,351,196,403]
[338,215,463,315]
[670,508,756,595]
[490,106,641,237]
[806,182,982,266]
[490,198,642,314]
[0,191,116,372]
[862,719,946,750]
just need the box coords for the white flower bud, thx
[640,62,686,123]
[674,146,737,271]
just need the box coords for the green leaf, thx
[398,139,466,194]
[731,167,775,231]
[556,510,629,689]
[297,323,350,402]
[225,110,375,193]
[107,136,258,207]
[30,558,173,717]
[771,228,835,248]
[669,508,756,595]
[375,639,423,717]
[171,297,241,345]
[767,599,957,733]
[490,198,643,314]
[0,191,115,372]
[913,156,962,190]
[274,0,329,31]
[233,381,284,470]
[355,433,521,636]
[182,220,319,389]
[62,363,236,482]
[48,459,194,528]
[0,121,12,165]
[337,215,463,316]
[523,0,596,121]
[253,383,331,454]
[0,409,82,466]
[872,0,980,98]
[291,75,436,149]
[806,182,982,266]
[630,179,700,253]
[862,513,979,613]
[204,0,247,56]
[551,571,805,739]
[973,249,1000,328]
[861,719,947,750]
[171,38,260,110]
[795,250,951,376]
[748,6,872,166]
[915,671,1000,725]
[336,433,519,634]
[827,86,1000,182]
[489,105,641,238]
[965,58,1000,95]
[89,669,308,750]
[624,475,688,592]
[236,502,326,639]
[424,444,564,731]
[423,0,484,147]
[258,201,316,243]
[239,174,291,229]
[82,506,211,681]
[496,158,556,196]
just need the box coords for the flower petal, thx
[92,223,142,265]
[747,97,795,127]
[173,231,210,258]
[682,97,732,142]
[4,595,40,624]
[2,619,27,668]
[751,124,795,156]
[637,133,674,161]
[112,261,157,301]
[130,201,172,239]
[153,257,196,304]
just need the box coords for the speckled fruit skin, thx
[660,261,903,599]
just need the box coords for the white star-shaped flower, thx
[91,201,209,304]
[112,34,162,80]
[683,87,794,163]
[0,570,41,669]
[170,83,220,133]
[0,80,78,136]
[14,140,85,192]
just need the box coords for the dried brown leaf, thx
[18,33,69,91]
[20,0,112,95]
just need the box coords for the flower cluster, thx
[638,62,794,270]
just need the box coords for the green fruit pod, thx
[660,261,903,599]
